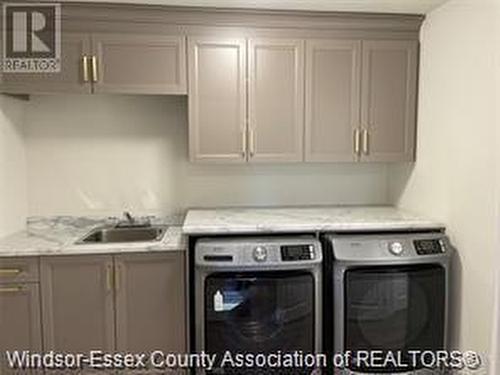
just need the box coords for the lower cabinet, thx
[40,252,186,373]
[115,253,186,353]
[0,283,42,374]
[40,255,116,353]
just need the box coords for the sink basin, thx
[77,225,167,244]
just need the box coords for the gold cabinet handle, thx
[241,127,247,158]
[82,55,90,83]
[248,128,255,157]
[91,56,98,83]
[0,269,22,276]
[0,286,24,293]
[354,128,361,155]
[114,264,121,292]
[106,264,113,292]
[362,128,369,155]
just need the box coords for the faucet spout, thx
[123,211,135,225]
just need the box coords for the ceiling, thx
[62,0,450,15]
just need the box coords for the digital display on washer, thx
[414,239,442,255]
[281,245,314,261]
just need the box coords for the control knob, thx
[389,242,404,256]
[253,246,268,262]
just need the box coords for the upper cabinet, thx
[305,39,418,163]
[360,40,418,162]
[248,39,304,162]
[305,39,361,162]
[188,37,247,163]
[0,32,92,94]
[92,34,186,94]
[188,37,306,163]
[0,32,187,95]
[0,4,421,163]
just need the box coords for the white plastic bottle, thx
[214,290,224,312]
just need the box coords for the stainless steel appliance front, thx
[327,232,452,375]
[195,236,322,374]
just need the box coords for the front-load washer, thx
[195,236,322,374]
[326,232,452,374]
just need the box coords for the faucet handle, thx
[123,211,134,223]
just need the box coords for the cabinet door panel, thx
[248,38,304,162]
[41,256,115,353]
[188,37,247,162]
[0,284,42,374]
[0,33,91,94]
[361,40,418,162]
[305,40,361,162]
[115,253,186,353]
[92,34,187,94]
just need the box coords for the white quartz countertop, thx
[0,206,443,256]
[183,206,444,234]
[0,216,186,257]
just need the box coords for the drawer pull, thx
[0,286,24,293]
[0,269,22,276]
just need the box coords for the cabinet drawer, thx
[0,258,39,283]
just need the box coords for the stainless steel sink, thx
[76,225,167,244]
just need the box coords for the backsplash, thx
[23,94,391,216]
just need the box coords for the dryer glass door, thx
[205,271,315,371]
[344,264,445,372]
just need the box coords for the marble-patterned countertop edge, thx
[182,205,444,234]
[0,206,444,257]
[0,215,186,257]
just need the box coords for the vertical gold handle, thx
[354,128,361,155]
[241,128,247,158]
[248,128,255,157]
[91,56,98,83]
[106,265,113,292]
[0,286,24,293]
[114,264,121,292]
[362,128,369,155]
[82,56,89,83]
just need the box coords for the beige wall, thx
[390,0,498,366]
[0,95,27,237]
[24,94,390,217]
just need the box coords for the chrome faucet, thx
[123,211,135,225]
[116,211,151,228]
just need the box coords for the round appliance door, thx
[344,264,446,373]
[204,271,315,373]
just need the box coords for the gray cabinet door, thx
[305,40,361,162]
[248,38,305,162]
[91,34,187,94]
[115,252,186,354]
[360,40,418,162]
[0,32,92,94]
[40,255,115,353]
[0,284,42,374]
[188,37,247,163]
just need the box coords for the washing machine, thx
[195,236,323,374]
[325,232,452,374]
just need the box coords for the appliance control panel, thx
[281,244,315,261]
[414,239,446,255]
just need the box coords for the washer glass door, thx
[345,264,445,372]
[205,271,315,372]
